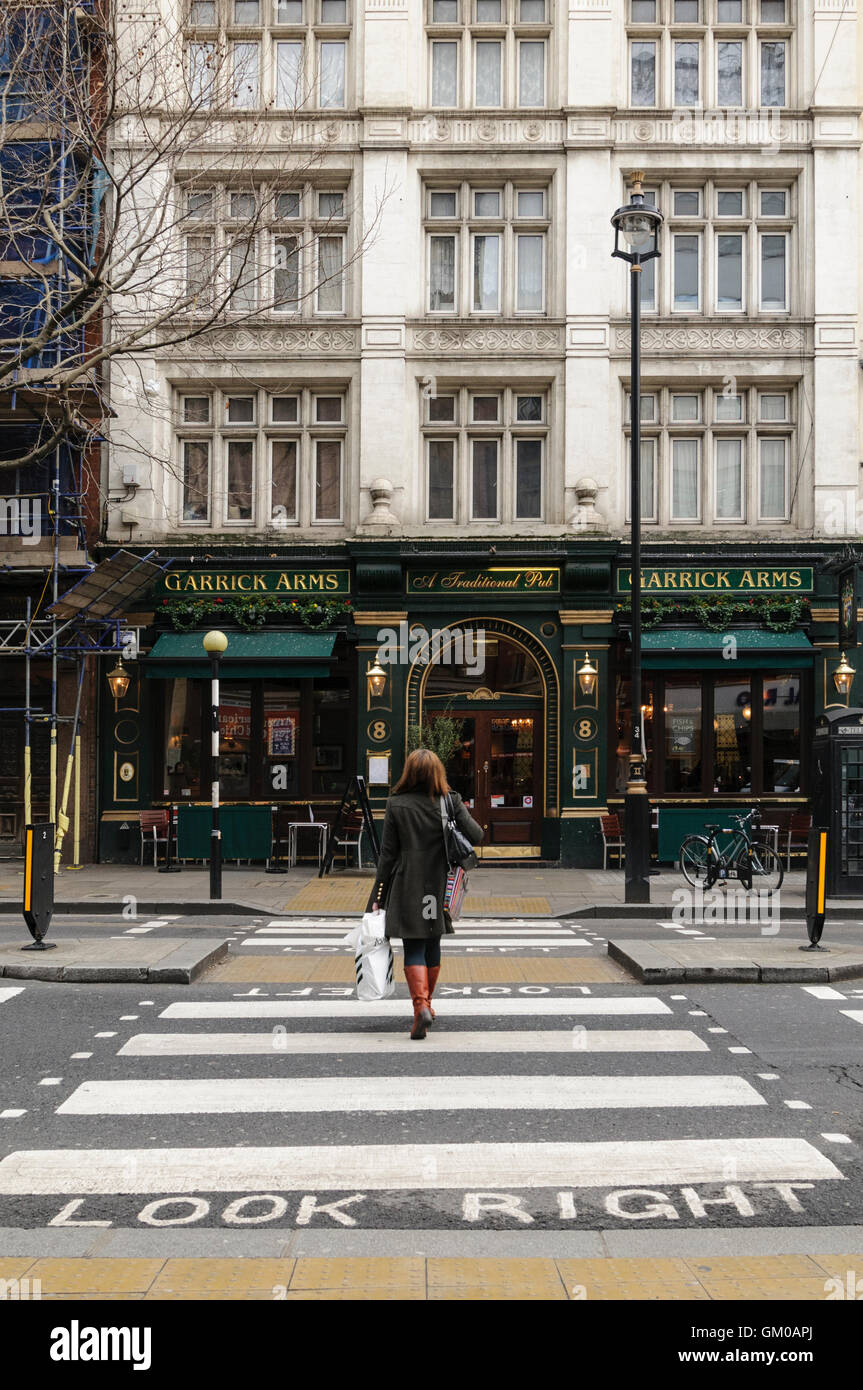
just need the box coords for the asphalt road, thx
[1,912,862,1249]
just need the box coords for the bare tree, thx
[0,0,382,475]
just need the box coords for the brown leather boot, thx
[427,965,441,1023]
[404,964,433,1040]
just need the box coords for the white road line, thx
[840,1010,863,1027]
[0,1138,842,1194]
[240,937,589,948]
[0,987,24,1004]
[56,1074,766,1115]
[0,1110,26,1119]
[821,1133,852,1144]
[161,997,674,1019]
[257,926,575,936]
[802,986,847,1000]
[118,1028,711,1057]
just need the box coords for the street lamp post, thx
[202,630,228,901]
[612,171,663,904]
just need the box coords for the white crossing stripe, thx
[840,1010,863,1026]
[0,1138,842,1194]
[118,1029,710,1057]
[55,1074,766,1115]
[802,986,847,1000]
[240,937,587,948]
[161,997,673,1019]
[0,988,24,1005]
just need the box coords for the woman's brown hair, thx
[391,748,450,798]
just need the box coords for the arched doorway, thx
[407,619,558,849]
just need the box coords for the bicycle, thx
[679,809,784,893]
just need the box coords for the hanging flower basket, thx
[615,594,809,634]
[162,594,353,633]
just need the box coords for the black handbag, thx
[439,794,478,870]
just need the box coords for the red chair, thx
[139,809,169,866]
[786,813,812,871]
[600,814,624,870]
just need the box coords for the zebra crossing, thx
[0,979,850,1233]
[237,918,591,950]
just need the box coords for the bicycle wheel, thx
[744,842,784,892]
[680,835,711,887]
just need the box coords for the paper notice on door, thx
[491,795,505,807]
[522,795,533,807]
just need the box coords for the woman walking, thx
[367,748,483,1039]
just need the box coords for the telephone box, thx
[812,707,863,896]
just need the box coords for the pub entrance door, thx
[442,710,542,848]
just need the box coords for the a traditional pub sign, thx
[408,566,560,594]
[616,567,814,594]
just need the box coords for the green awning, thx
[642,627,814,670]
[144,631,337,679]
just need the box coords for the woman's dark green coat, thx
[367,789,484,939]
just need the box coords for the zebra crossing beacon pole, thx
[612,171,663,904]
[203,631,228,901]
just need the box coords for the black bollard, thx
[22,824,57,951]
[801,827,828,951]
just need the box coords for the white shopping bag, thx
[343,909,387,950]
[354,936,395,1001]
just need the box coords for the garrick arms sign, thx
[617,567,814,593]
[157,569,350,595]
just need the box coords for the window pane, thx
[664,681,702,793]
[316,396,342,421]
[472,236,497,312]
[516,234,543,310]
[761,41,785,106]
[317,236,343,310]
[476,0,501,18]
[631,2,656,18]
[631,41,656,106]
[717,1,742,18]
[472,395,499,421]
[472,439,498,518]
[673,189,700,216]
[671,438,699,518]
[760,189,786,216]
[429,394,456,421]
[715,392,743,421]
[271,439,297,522]
[319,192,345,217]
[183,396,210,424]
[673,235,699,308]
[227,440,254,521]
[276,0,304,19]
[321,0,347,19]
[717,233,743,309]
[277,191,301,218]
[474,190,501,217]
[518,40,544,106]
[626,392,656,422]
[672,394,699,421]
[232,43,259,107]
[230,192,256,219]
[475,40,501,105]
[274,235,300,309]
[516,439,542,519]
[227,397,255,423]
[229,240,257,310]
[640,253,655,309]
[763,674,801,794]
[190,1,216,20]
[432,41,458,105]
[430,190,457,217]
[674,42,699,105]
[186,235,213,304]
[713,679,752,795]
[517,190,544,217]
[516,395,542,421]
[276,41,303,106]
[761,1,785,19]
[761,234,786,308]
[189,43,215,106]
[674,0,699,17]
[315,439,341,518]
[760,438,787,517]
[639,438,656,519]
[186,190,214,218]
[428,439,455,519]
[760,393,787,421]
[182,441,210,520]
[429,235,456,310]
[715,438,743,519]
[717,190,743,216]
[235,1,259,19]
[717,41,742,106]
[433,0,459,18]
[519,0,545,18]
[271,396,299,422]
[320,41,345,106]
